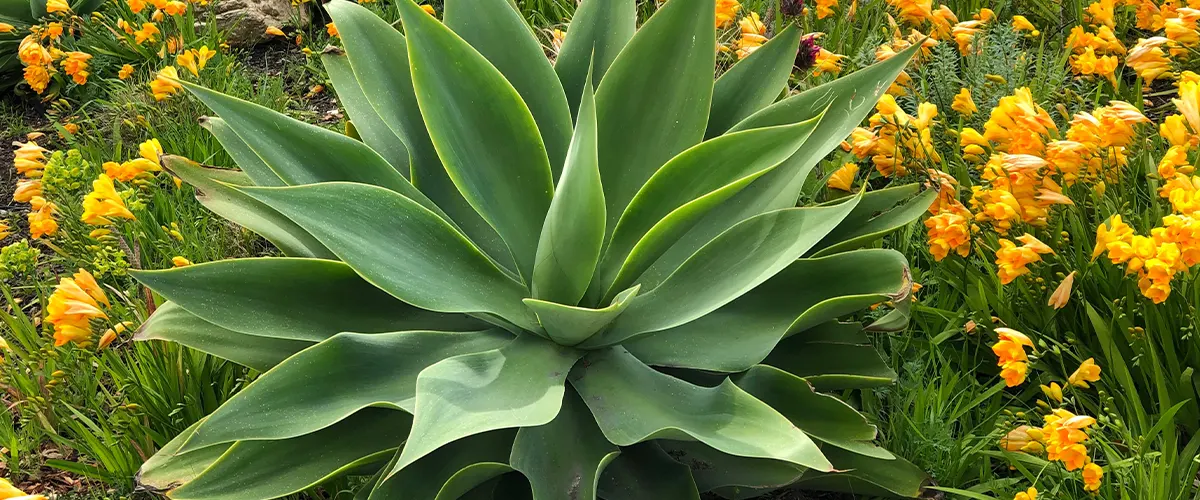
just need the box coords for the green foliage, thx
[131,0,937,498]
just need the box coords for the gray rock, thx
[211,0,310,47]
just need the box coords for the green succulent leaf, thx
[596,442,701,500]
[321,49,411,175]
[400,0,555,282]
[240,183,539,331]
[658,440,804,496]
[554,0,635,116]
[791,447,931,498]
[161,155,333,259]
[570,347,833,472]
[705,25,803,139]
[594,194,861,345]
[389,335,583,477]
[763,321,898,390]
[531,69,604,305]
[623,249,910,372]
[591,117,821,303]
[132,257,480,342]
[170,409,412,500]
[197,117,283,187]
[734,365,892,459]
[324,0,516,274]
[594,0,716,233]
[510,389,620,500]
[134,302,313,371]
[178,330,511,453]
[811,186,936,257]
[370,430,516,500]
[523,285,639,347]
[444,0,573,173]
[137,419,231,492]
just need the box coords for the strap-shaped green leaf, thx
[511,388,619,500]
[400,0,555,283]
[370,430,516,500]
[324,0,516,274]
[523,285,639,347]
[178,330,511,453]
[162,155,333,259]
[639,45,921,286]
[321,49,411,175]
[197,117,283,187]
[594,0,715,235]
[444,0,573,173]
[791,447,931,498]
[734,365,892,459]
[531,70,604,305]
[134,302,313,372]
[705,25,803,139]
[137,418,231,492]
[811,186,935,257]
[657,440,804,495]
[570,347,832,472]
[389,335,583,477]
[241,183,540,331]
[554,0,635,117]
[594,195,861,346]
[132,257,482,342]
[763,322,898,390]
[181,82,430,207]
[623,249,910,372]
[170,409,412,500]
[590,118,821,304]
[597,442,701,500]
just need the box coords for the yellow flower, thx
[134,22,160,44]
[326,22,339,37]
[44,22,63,40]
[1127,37,1173,84]
[888,0,934,25]
[266,26,285,36]
[162,0,187,15]
[61,51,92,85]
[1013,487,1037,500]
[23,64,51,94]
[1012,15,1039,36]
[1068,358,1101,388]
[1166,8,1200,47]
[98,329,118,349]
[104,158,161,182]
[18,36,51,66]
[734,12,767,60]
[715,0,742,28]
[815,0,836,19]
[827,163,858,191]
[952,88,977,116]
[176,50,198,77]
[118,64,135,80]
[172,256,192,267]
[13,140,48,178]
[1085,0,1115,29]
[0,222,9,240]
[45,0,71,13]
[1071,47,1120,87]
[1092,215,1134,260]
[1001,426,1045,454]
[28,197,57,239]
[0,23,15,34]
[0,478,46,500]
[13,179,43,203]
[1000,361,1028,387]
[1056,442,1090,471]
[925,210,972,261]
[420,3,435,15]
[128,0,146,12]
[812,48,845,76]
[81,174,136,225]
[150,66,182,101]
[194,46,216,70]
[1040,381,1064,403]
[1082,462,1103,492]
[995,236,1052,285]
[1048,271,1075,310]
[46,269,110,346]
[139,138,164,165]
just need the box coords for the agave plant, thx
[0,0,103,87]
[134,0,937,498]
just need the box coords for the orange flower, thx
[265,26,285,37]
[1048,271,1076,309]
[826,163,858,191]
[1068,358,1101,388]
[61,51,92,85]
[150,66,183,101]
[1082,463,1103,492]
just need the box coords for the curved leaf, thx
[400,0,555,282]
[734,365,892,459]
[179,330,511,453]
[523,285,640,347]
[134,302,313,372]
[705,25,803,139]
[592,196,861,346]
[389,335,583,477]
[532,70,604,305]
[321,49,411,175]
[590,118,820,303]
[137,419,231,492]
[325,0,516,274]
[555,0,635,116]
[594,0,716,234]
[658,440,803,496]
[170,409,412,500]
[791,447,931,498]
[623,249,910,372]
[763,322,897,391]
[132,257,481,342]
[638,45,921,287]
[240,183,539,331]
[162,155,333,259]
[597,442,701,500]
[570,348,832,472]
[444,0,573,172]
[511,388,619,500]
[811,186,935,257]
[197,117,283,187]
[370,430,516,500]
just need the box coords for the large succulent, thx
[134,0,936,498]
[0,0,104,88]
